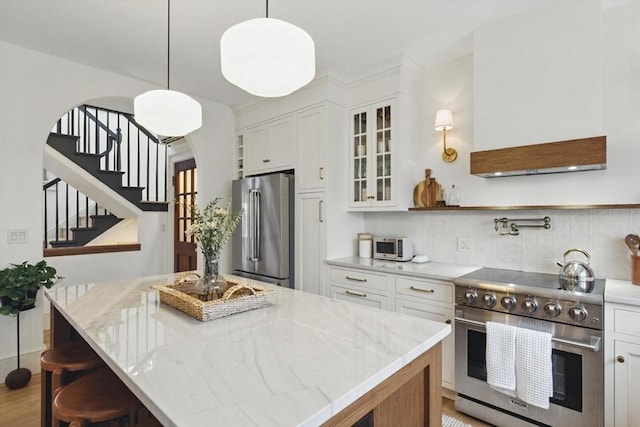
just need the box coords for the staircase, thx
[43,105,169,249]
[47,133,167,212]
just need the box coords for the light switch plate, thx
[457,237,472,252]
[8,229,28,244]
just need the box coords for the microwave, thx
[373,237,414,261]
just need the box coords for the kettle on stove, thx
[557,248,595,293]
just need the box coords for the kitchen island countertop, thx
[45,273,449,427]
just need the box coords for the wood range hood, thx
[470,136,606,178]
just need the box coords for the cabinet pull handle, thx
[617,356,625,363]
[410,286,435,293]
[345,275,367,282]
[319,200,324,223]
[367,195,375,200]
[345,290,367,298]
[319,167,324,180]
[445,319,452,324]
[262,159,270,163]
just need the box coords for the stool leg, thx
[51,367,68,398]
[41,367,52,427]
[69,418,88,427]
[50,368,69,427]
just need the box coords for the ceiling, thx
[0,0,596,107]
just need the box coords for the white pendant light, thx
[134,0,202,137]
[220,0,315,97]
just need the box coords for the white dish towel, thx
[515,327,553,409]
[485,321,517,392]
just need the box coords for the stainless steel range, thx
[453,268,604,427]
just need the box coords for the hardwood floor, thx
[0,371,41,427]
[442,397,494,426]
[0,331,492,427]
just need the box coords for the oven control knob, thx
[569,306,588,322]
[482,293,497,307]
[521,299,538,313]
[464,290,478,304]
[501,296,517,310]
[544,302,562,317]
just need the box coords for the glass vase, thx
[196,253,228,301]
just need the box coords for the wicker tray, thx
[151,275,275,321]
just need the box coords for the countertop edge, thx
[325,257,481,282]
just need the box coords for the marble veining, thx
[46,273,450,427]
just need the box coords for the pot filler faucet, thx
[494,216,551,236]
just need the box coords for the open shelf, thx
[408,204,640,211]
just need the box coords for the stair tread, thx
[96,169,125,176]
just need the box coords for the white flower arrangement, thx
[185,198,242,258]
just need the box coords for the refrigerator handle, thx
[249,189,260,262]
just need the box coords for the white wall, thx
[395,1,640,208]
[474,1,603,149]
[0,41,235,380]
[364,2,640,280]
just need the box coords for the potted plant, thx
[0,260,61,315]
[0,260,61,389]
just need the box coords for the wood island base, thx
[322,343,442,427]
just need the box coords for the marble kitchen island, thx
[45,273,449,427]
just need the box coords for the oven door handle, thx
[454,317,601,352]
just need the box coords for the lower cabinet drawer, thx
[329,285,388,310]
[329,267,387,292]
[395,276,453,304]
[614,308,640,337]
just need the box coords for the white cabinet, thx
[614,340,640,427]
[326,264,454,390]
[394,276,455,390]
[295,192,325,295]
[349,99,397,209]
[297,106,325,191]
[327,266,389,310]
[243,116,294,176]
[605,301,640,427]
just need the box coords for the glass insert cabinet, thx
[349,98,397,209]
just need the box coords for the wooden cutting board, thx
[413,169,442,208]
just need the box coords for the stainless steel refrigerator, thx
[232,172,294,288]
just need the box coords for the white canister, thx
[358,233,373,258]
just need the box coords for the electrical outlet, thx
[457,237,472,252]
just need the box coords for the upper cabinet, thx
[349,98,398,209]
[297,106,325,191]
[242,115,294,176]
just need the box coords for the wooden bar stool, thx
[41,341,104,427]
[52,367,142,427]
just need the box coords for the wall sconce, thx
[434,109,457,163]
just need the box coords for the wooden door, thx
[174,158,197,272]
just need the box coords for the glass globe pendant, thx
[220,5,315,97]
[134,0,202,137]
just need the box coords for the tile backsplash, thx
[364,209,640,281]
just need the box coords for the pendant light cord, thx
[167,0,171,90]
[266,0,269,18]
